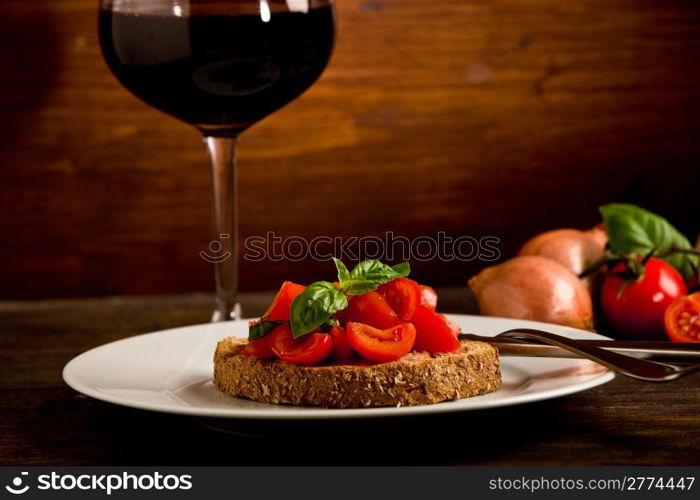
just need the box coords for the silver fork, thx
[460,328,700,382]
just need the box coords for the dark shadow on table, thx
[7,382,676,466]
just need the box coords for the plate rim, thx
[63,315,615,420]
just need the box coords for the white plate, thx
[63,315,614,420]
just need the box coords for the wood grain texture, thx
[1,0,699,299]
[1,292,698,465]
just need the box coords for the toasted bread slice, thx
[213,337,501,408]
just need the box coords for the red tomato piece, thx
[263,281,306,321]
[266,324,333,365]
[329,325,354,362]
[241,337,276,359]
[334,305,349,325]
[601,258,687,340]
[346,322,417,363]
[340,291,400,329]
[376,278,420,321]
[664,292,700,343]
[410,306,461,353]
[419,285,438,310]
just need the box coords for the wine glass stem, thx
[204,136,241,322]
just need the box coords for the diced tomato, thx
[410,306,461,353]
[340,291,399,329]
[664,292,700,343]
[346,322,417,363]
[332,283,349,324]
[334,305,349,325]
[266,324,334,365]
[329,325,354,362]
[263,281,306,321]
[445,316,462,336]
[419,285,438,310]
[241,337,276,359]
[377,278,420,321]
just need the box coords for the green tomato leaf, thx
[337,259,411,295]
[248,319,282,340]
[290,281,348,338]
[600,203,697,279]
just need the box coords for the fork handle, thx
[459,333,700,361]
[496,329,679,382]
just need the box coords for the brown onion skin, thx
[468,256,594,330]
[585,224,609,251]
[517,228,606,276]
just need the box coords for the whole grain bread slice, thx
[213,337,501,408]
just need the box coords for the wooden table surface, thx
[1,290,698,466]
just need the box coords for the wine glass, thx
[98,0,335,320]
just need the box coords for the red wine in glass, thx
[99,0,335,320]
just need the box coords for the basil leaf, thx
[333,258,350,282]
[290,281,348,337]
[249,320,282,340]
[390,262,410,276]
[322,317,340,328]
[338,259,411,295]
[600,203,697,279]
[339,281,384,295]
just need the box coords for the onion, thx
[585,224,608,251]
[468,256,594,330]
[517,228,606,276]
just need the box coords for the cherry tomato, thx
[241,337,276,359]
[664,292,700,342]
[419,285,438,310]
[266,324,334,365]
[340,291,399,329]
[410,306,461,353]
[376,278,420,321]
[346,322,416,363]
[263,281,306,321]
[601,258,687,340]
[329,325,354,362]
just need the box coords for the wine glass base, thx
[211,303,242,322]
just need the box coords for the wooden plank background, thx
[1,0,699,299]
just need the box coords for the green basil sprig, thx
[290,259,411,337]
[333,258,410,295]
[290,281,348,338]
[248,319,283,340]
[600,203,698,280]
